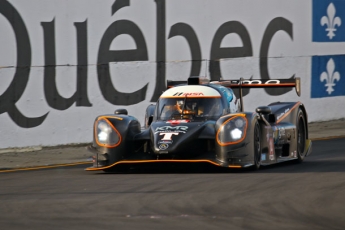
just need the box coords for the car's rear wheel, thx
[296,109,307,162]
[253,122,261,169]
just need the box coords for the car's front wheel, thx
[253,122,261,169]
[296,109,307,162]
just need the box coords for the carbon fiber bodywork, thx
[86,78,312,172]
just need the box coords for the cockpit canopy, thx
[156,85,226,121]
[157,97,224,121]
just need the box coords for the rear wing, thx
[210,78,300,95]
[212,78,300,112]
[167,76,301,111]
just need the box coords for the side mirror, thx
[114,109,128,115]
[256,106,273,125]
[256,106,271,114]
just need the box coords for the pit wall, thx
[0,0,345,148]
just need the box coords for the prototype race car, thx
[86,76,312,172]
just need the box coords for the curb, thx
[310,135,345,141]
[0,161,92,173]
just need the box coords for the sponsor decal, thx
[261,154,266,161]
[173,92,204,96]
[278,127,286,139]
[159,143,169,150]
[154,126,188,134]
[286,132,291,141]
[166,120,190,125]
[269,137,275,161]
[242,80,281,85]
[266,126,275,161]
[311,55,345,98]
[271,126,279,143]
[312,0,345,42]
[158,140,173,145]
[156,125,189,142]
[276,108,290,121]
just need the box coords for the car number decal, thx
[159,132,179,140]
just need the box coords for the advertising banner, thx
[312,0,345,42]
[311,55,345,98]
[0,0,345,148]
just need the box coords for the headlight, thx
[98,122,111,141]
[95,118,121,147]
[217,115,247,145]
[234,118,245,128]
[230,128,243,140]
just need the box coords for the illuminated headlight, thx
[95,119,121,147]
[230,128,243,140]
[217,115,247,145]
[98,122,111,141]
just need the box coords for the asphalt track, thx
[0,138,344,230]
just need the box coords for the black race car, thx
[86,76,312,172]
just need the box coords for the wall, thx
[0,0,345,148]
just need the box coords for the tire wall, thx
[0,0,344,148]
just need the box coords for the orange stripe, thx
[85,159,242,171]
[276,102,301,123]
[102,116,123,120]
[234,83,296,87]
[228,165,242,168]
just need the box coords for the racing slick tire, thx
[296,109,307,163]
[253,121,262,169]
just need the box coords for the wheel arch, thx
[298,104,309,139]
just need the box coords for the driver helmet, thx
[176,100,196,115]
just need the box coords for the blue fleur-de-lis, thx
[320,58,340,95]
[320,3,342,39]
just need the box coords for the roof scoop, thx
[187,76,209,85]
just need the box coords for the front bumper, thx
[85,145,252,171]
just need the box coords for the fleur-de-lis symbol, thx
[321,3,342,39]
[320,58,340,95]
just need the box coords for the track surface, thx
[1,138,345,230]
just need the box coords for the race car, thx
[86,76,312,172]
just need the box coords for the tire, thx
[296,109,307,163]
[253,122,261,169]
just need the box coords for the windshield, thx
[157,97,223,121]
